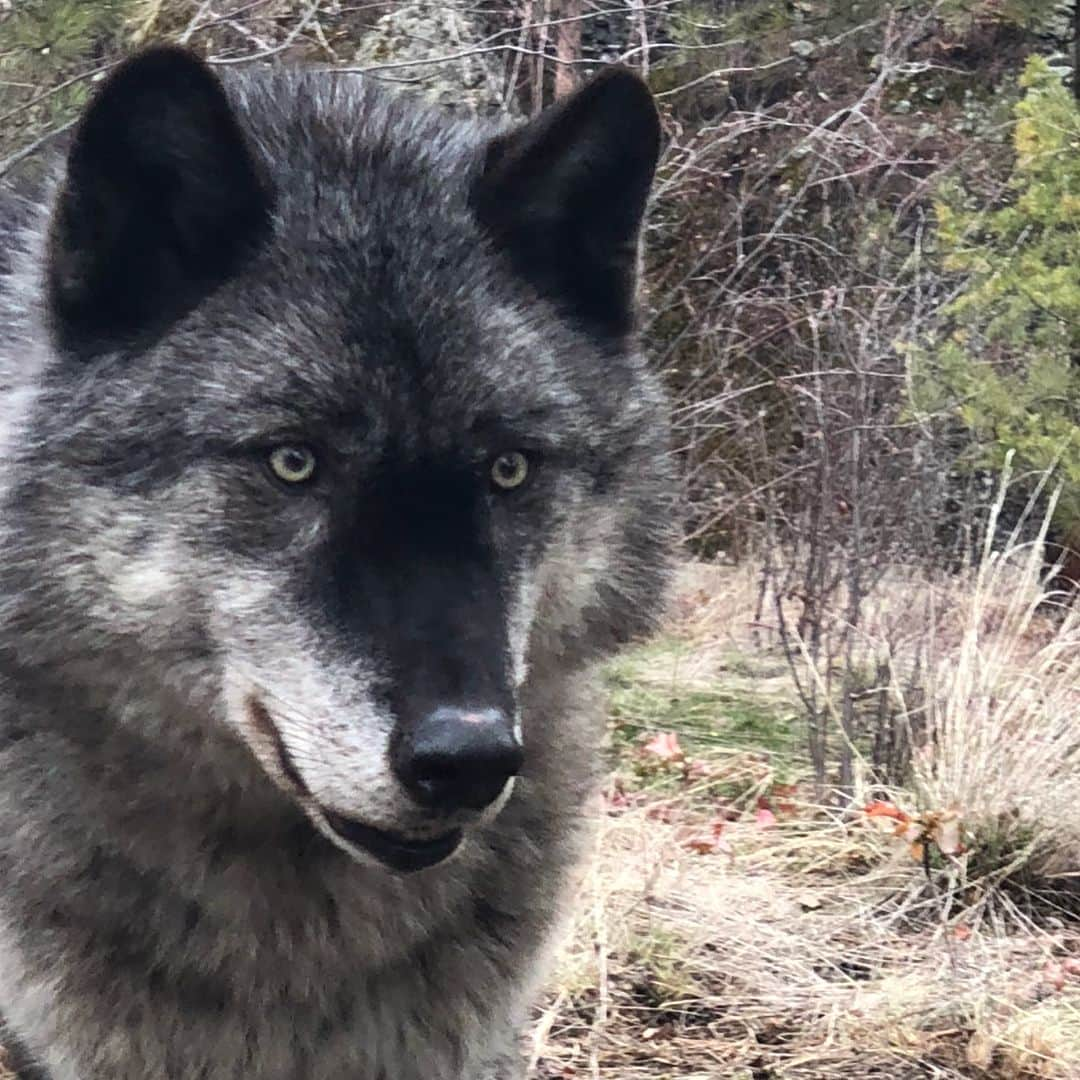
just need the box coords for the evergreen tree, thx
[917,55,1080,524]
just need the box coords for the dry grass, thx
[534,794,1080,1079]
[911,544,1080,901]
[532,535,1080,1079]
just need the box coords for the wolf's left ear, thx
[471,67,660,339]
[47,46,272,358]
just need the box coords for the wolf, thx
[0,45,672,1079]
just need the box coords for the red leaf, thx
[686,821,733,857]
[755,806,777,829]
[642,731,684,762]
[683,757,711,780]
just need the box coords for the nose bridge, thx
[379,531,514,719]
[386,550,515,724]
[328,465,517,724]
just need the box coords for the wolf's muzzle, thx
[392,706,523,812]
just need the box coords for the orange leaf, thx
[865,800,911,825]
[909,841,925,862]
[686,821,732,857]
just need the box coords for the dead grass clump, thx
[905,498,1080,919]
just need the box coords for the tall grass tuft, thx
[909,467,1080,913]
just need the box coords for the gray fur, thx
[0,56,672,1079]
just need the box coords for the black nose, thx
[392,707,523,811]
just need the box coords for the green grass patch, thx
[603,637,801,775]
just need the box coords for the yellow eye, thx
[268,445,317,485]
[490,451,529,491]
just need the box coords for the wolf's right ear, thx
[47,46,272,359]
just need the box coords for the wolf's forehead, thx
[178,307,588,454]
[175,245,587,444]
[192,362,586,455]
[234,74,486,233]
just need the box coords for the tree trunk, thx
[553,0,582,99]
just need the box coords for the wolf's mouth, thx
[243,696,464,872]
[322,810,463,873]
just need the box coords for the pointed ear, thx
[471,67,660,339]
[47,46,272,358]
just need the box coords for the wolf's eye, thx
[268,445,317,485]
[490,451,529,491]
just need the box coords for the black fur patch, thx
[46,47,272,359]
[472,67,660,339]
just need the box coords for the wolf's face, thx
[3,49,671,873]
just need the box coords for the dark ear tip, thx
[586,64,652,93]
[94,44,218,99]
[109,42,210,72]
[581,65,657,109]
[576,64,661,155]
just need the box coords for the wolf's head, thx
[1,48,672,873]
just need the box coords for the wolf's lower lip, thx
[322,811,463,872]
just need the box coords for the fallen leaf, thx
[683,757,711,780]
[864,800,911,824]
[933,812,964,856]
[686,821,733,858]
[605,788,631,812]
[642,731,684,762]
